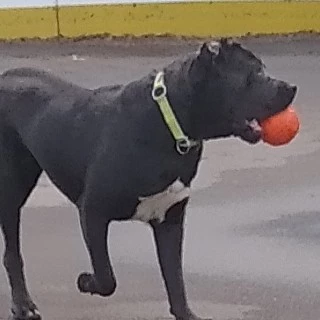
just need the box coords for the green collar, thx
[152,71,199,155]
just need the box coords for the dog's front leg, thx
[77,211,116,297]
[151,200,211,320]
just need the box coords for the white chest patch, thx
[132,179,190,223]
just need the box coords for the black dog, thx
[0,39,297,320]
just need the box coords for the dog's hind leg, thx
[0,127,42,320]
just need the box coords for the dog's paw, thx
[175,316,212,320]
[77,272,116,297]
[173,309,212,320]
[77,272,96,294]
[10,301,41,320]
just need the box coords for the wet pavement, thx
[1,36,320,320]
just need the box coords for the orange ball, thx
[261,106,300,146]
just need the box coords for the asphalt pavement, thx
[1,35,320,320]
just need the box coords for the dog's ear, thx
[190,42,220,86]
[217,38,236,63]
[220,37,233,48]
[197,41,220,61]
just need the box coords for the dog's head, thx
[188,39,297,144]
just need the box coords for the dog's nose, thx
[279,83,297,97]
[289,85,297,95]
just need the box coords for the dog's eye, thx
[246,71,257,87]
[246,73,253,87]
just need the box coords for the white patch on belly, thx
[132,179,190,223]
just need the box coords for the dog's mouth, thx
[234,102,294,144]
[232,85,297,144]
[233,118,262,144]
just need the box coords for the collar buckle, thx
[176,138,191,155]
[152,83,167,101]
